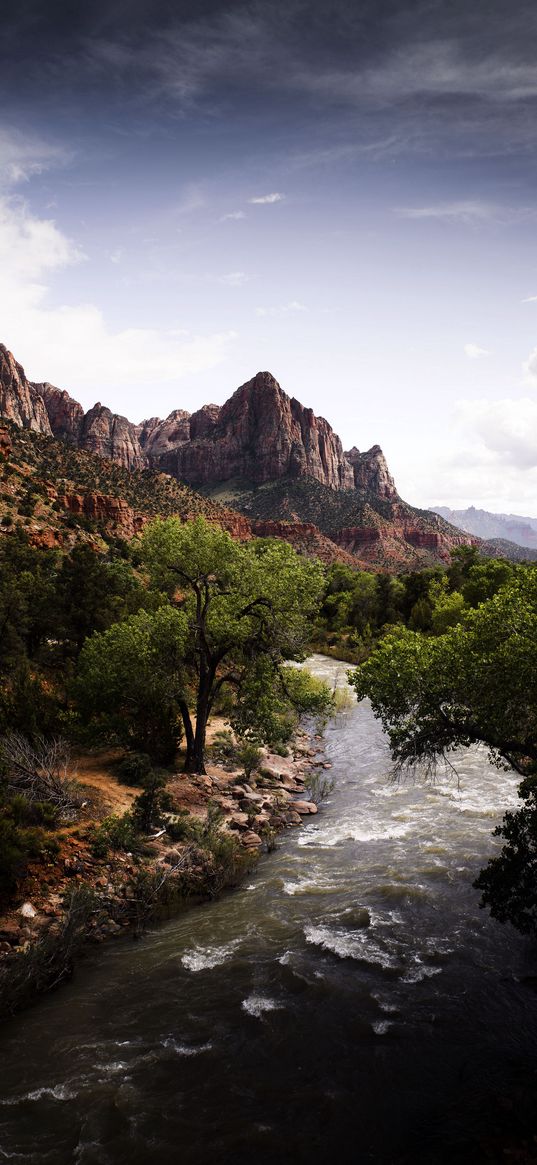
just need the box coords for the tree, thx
[138,517,324,773]
[474,786,537,936]
[57,544,152,658]
[75,606,189,762]
[350,568,537,933]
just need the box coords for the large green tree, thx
[350,569,537,933]
[351,570,537,778]
[75,606,189,762]
[138,517,324,772]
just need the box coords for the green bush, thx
[116,752,152,787]
[88,813,140,858]
[0,816,48,901]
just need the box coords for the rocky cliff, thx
[156,372,355,490]
[345,445,398,501]
[0,343,477,568]
[0,347,391,495]
[0,346,52,435]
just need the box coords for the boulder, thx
[229,812,249,829]
[292,801,318,815]
[0,920,22,942]
[19,902,37,919]
[240,830,263,848]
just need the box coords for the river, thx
[0,655,536,1164]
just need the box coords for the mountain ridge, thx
[432,504,537,551]
[0,342,477,568]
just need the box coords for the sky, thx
[1,0,537,514]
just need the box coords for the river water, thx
[1,656,536,1164]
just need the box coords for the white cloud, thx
[464,342,490,359]
[395,201,537,225]
[219,210,245,221]
[522,294,537,303]
[0,197,236,401]
[249,193,284,205]
[0,128,69,189]
[256,300,306,317]
[220,271,249,286]
[456,396,537,468]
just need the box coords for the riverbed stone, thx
[241,830,263,848]
[19,902,36,919]
[292,801,318,815]
[229,812,249,829]
[0,920,21,942]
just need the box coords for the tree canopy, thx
[76,517,326,772]
[350,568,537,934]
[350,570,537,779]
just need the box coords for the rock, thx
[279,776,299,791]
[239,792,264,810]
[345,444,398,501]
[103,919,122,935]
[0,921,21,942]
[291,801,318,815]
[240,830,263,848]
[157,372,355,490]
[284,811,302,826]
[0,343,477,571]
[19,902,37,919]
[0,346,52,434]
[253,812,271,828]
[229,812,249,829]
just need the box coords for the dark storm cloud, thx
[2,1,537,158]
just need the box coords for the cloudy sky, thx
[2,0,537,513]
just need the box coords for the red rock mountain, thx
[0,343,477,567]
[0,348,383,492]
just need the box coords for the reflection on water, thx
[0,655,536,1164]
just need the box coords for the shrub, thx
[116,752,152,787]
[0,816,48,901]
[88,813,140,858]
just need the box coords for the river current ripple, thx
[0,656,536,1164]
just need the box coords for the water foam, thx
[304,924,399,969]
[372,1019,394,1035]
[0,1084,77,1106]
[242,995,283,1018]
[181,938,241,972]
[162,1039,213,1056]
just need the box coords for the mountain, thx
[0,343,475,569]
[432,505,537,551]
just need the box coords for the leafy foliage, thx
[351,567,537,934]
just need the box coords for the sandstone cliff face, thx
[0,342,478,570]
[38,383,84,444]
[0,349,395,498]
[158,373,355,489]
[0,346,52,435]
[345,445,399,501]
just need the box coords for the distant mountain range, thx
[0,341,501,570]
[432,505,537,552]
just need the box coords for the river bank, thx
[1,655,534,1164]
[0,728,331,1020]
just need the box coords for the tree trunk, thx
[179,700,195,772]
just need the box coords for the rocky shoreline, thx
[0,729,332,1021]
